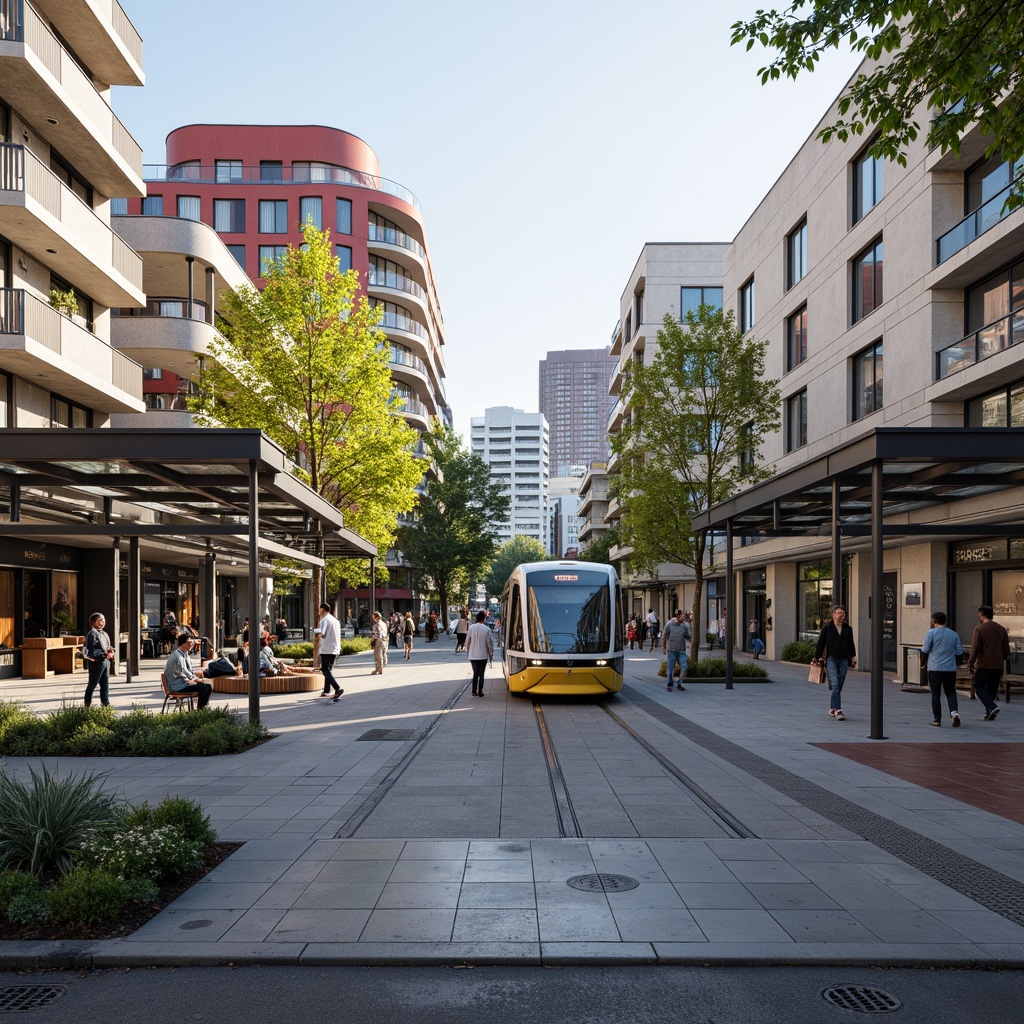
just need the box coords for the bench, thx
[210,672,325,695]
[20,637,84,679]
[954,667,1024,702]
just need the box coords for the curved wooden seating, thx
[211,672,325,694]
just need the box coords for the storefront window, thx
[992,569,1024,645]
[797,558,851,642]
[51,572,78,634]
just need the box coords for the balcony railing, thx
[376,309,428,340]
[368,266,426,302]
[111,0,143,66]
[936,308,1024,378]
[368,222,425,259]
[143,162,421,210]
[395,395,429,419]
[388,347,429,376]
[936,177,1020,263]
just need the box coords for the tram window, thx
[615,583,625,651]
[525,568,611,654]
[509,584,524,650]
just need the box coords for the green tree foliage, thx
[611,307,779,660]
[484,536,548,599]
[731,1,1024,171]
[191,224,422,589]
[577,527,619,567]
[398,424,510,625]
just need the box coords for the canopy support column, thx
[870,460,886,739]
[725,519,734,691]
[248,460,261,724]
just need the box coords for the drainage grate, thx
[822,987,901,1013]
[357,729,417,741]
[0,986,66,1012]
[567,873,640,893]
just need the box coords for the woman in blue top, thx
[920,610,963,727]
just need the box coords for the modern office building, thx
[691,58,1024,678]
[539,347,617,476]
[470,407,549,548]
[605,243,729,625]
[548,471,584,558]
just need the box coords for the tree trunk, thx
[689,531,707,664]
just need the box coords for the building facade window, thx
[215,160,242,182]
[853,144,884,223]
[142,195,163,216]
[966,255,1024,334]
[337,198,352,235]
[336,245,352,272]
[680,286,723,317]
[786,219,808,289]
[259,199,288,233]
[226,244,245,271]
[50,149,92,205]
[797,558,850,642]
[634,289,644,331]
[299,196,322,229]
[739,421,755,476]
[966,152,1022,217]
[176,195,201,221]
[852,237,884,322]
[213,198,245,233]
[966,378,1024,427]
[258,245,287,275]
[259,161,283,182]
[786,305,808,371]
[51,395,91,428]
[786,390,807,452]
[110,197,128,215]
[852,339,883,419]
[739,278,755,333]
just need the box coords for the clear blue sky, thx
[113,0,860,440]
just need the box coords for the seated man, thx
[164,633,212,708]
[257,636,307,676]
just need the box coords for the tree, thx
[611,307,780,661]
[398,424,510,629]
[731,1,1024,173]
[484,536,548,599]
[191,224,423,598]
[577,527,619,567]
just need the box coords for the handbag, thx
[808,660,827,685]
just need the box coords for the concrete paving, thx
[1,639,1023,967]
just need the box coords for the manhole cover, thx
[0,986,66,1012]
[179,919,214,930]
[822,987,902,1012]
[566,873,640,893]
[357,729,417,741]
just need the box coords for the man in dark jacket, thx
[814,605,857,721]
[968,604,1011,721]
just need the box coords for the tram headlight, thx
[530,660,543,666]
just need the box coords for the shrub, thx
[45,702,117,741]
[118,802,154,831]
[47,867,125,925]
[341,637,372,655]
[188,722,231,756]
[151,796,217,848]
[0,869,41,918]
[0,701,37,742]
[123,876,159,905]
[274,642,313,659]
[110,706,161,745]
[91,825,202,883]
[64,724,118,756]
[8,889,52,925]
[126,724,189,758]
[0,766,122,876]
[1,720,53,757]
[781,641,816,664]
[658,658,769,679]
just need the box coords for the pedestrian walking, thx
[83,611,115,707]
[388,613,400,648]
[748,617,760,649]
[466,610,494,696]
[662,609,690,691]
[920,610,963,727]
[370,611,388,675]
[403,611,415,659]
[454,610,470,652]
[813,605,857,721]
[313,602,344,701]
[968,604,1010,721]
[627,616,638,649]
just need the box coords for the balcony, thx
[936,308,1024,379]
[937,178,1019,263]
[111,313,221,374]
[368,221,426,260]
[376,308,429,341]
[34,0,144,86]
[144,162,420,209]
[0,287,143,412]
[607,398,623,432]
[367,265,427,305]
[0,0,143,195]
[0,143,144,306]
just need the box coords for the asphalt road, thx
[3,965,1021,1023]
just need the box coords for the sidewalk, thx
[1,642,1022,967]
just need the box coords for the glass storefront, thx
[949,539,1024,657]
[797,557,851,643]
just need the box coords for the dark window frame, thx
[141,194,163,216]
[852,237,884,323]
[786,219,808,290]
[213,198,245,233]
[680,286,724,318]
[786,304,808,372]
[786,389,808,453]
[852,339,884,421]
[739,277,755,333]
[852,141,884,224]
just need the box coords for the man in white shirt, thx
[313,602,344,701]
[466,610,495,696]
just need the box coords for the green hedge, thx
[780,640,816,664]
[0,701,267,758]
[659,658,769,679]
[274,638,371,658]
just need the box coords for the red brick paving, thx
[814,742,1024,825]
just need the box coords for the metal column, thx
[248,461,261,724]
[369,554,376,617]
[870,460,885,739]
[202,544,217,655]
[831,477,842,609]
[186,256,195,320]
[205,266,215,325]
[128,536,141,677]
[725,519,734,691]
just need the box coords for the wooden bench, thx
[20,637,84,679]
[210,672,325,695]
[954,667,1024,702]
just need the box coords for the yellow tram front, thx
[501,562,624,696]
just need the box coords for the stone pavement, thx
[1,639,1023,967]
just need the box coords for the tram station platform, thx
[1,640,1023,968]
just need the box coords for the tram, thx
[499,561,624,696]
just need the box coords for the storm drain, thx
[0,986,66,1012]
[357,729,417,741]
[822,987,901,1012]
[567,873,640,893]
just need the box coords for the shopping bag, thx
[808,661,827,685]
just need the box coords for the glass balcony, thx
[367,266,426,302]
[936,178,1019,263]
[368,222,425,259]
[936,308,1024,378]
[143,162,420,209]
[377,309,428,340]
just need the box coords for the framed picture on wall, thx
[903,583,924,607]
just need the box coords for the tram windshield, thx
[525,569,611,654]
